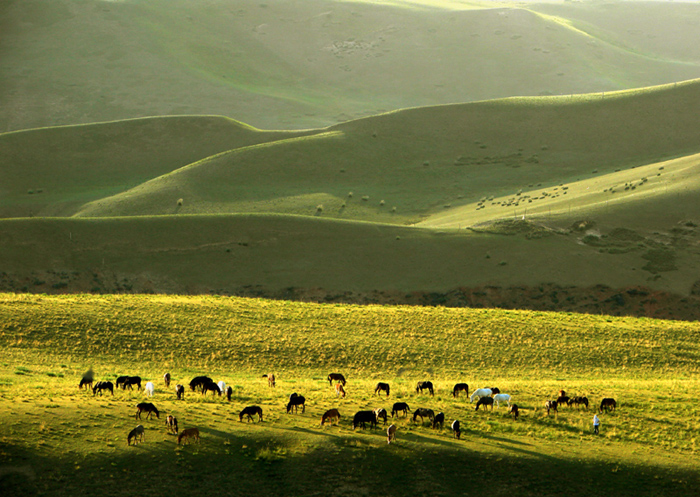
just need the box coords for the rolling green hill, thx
[3,0,700,132]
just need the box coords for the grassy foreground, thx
[0,293,699,496]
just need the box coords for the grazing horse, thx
[432,412,445,429]
[545,400,558,415]
[412,408,435,423]
[189,376,213,392]
[352,410,377,430]
[335,383,346,398]
[144,381,154,397]
[374,408,388,425]
[115,376,128,390]
[469,388,493,403]
[163,373,171,388]
[484,387,501,395]
[475,397,494,411]
[175,384,185,400]
[239,406,263,422]
[321,408,341,426]
[201,381,221,396]
[135,402,160,420]
[263,374,276,388]
[416,381,434,396]
[127,425,145,446]
[557,395,570,407]
[165,415,178,434]
[452,383,469,398]
[92,381,114,396]
[509,404,520,420]
[177,427,200,445]
[327,373,346,386]
[217,381,226,396]
[387,424,397,444]
[286,393,306,414]
[568,396,589,409]
[600,398,617,413]
[375,382,390,397]
[79,378,93,390]
[451,420,461,439]
[493,393,511,407]
[391,402,410,418]
[124,376,142,391]
[226,386,233,402]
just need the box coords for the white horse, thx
[144,381,154,397]
[493,393,511,407]
[469,388,492,403]
[217,381,226,395]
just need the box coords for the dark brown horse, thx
[123,376,142,390]
[600,398,617,413]
[374,382,390,396]
[321,408,341,426]
[286,393,306,414]
[452,383,469,398]
[412,408,435,423]
[79,378,93,390]
[92,381,114,396]
[127,425,145,446]
[416,381,434,396]
[352,410,377,430]
[475,397,494,411]
[135,402,160,420]
[177,427,199,445]
[509,404,520,420]
[568,396,589,409]
[239,406,263,422]
[391,402,410,418]
[432,412,445,429]
[557,395,570,407]
[327,373,346,386]
[226,386,233,401]
[201,381,221,396]
[163,373,171,388]
[189,376,213,392]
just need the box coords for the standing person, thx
[593,413,600,435]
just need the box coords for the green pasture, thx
[0,293,699,496]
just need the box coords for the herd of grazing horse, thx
[81,370,618,447]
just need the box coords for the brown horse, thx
[177,427,200,445]
[123,376,142,390]
[599,398,617,413]
[163,373,171,388]
[353,410,377,430]
[412,408,435,423]
[201,381,221,396]
[374,382,390,396]
[509,404,520,420]
[335,383,346,398]
[568,396,589,409]
[452,383,469,398]
[321,408,341,426]
[135,402,160,420]
[127,425,145,446]
[416,381,434,396]
[263,373,276,388]
[165,415,178,434]
[327,373,346,386]
[239,406,263,422]
[79,378,93,390]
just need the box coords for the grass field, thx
[1,293,699,496]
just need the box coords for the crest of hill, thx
[3,0,700,132]
[74,80,700,222]
[0,116,315,218]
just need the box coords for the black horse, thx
[509,404,520,420]
[239,406,263,422]
[119,376,141,390]
[201,381,221,396]
[600,398,617,413]
[391,402,410,418]
[451,419,461,439]
[352,410,377,430]
[226,386,233,402]
[374,382,390,396]
[432,412,445,429]
[286,393,306,414]
[416,381,434,396]
[452,383,469,398]
[135,402,159,420]
[189,376,213,392]
[92,381,114,396]
[475,397,494,411]
[79,377,93,390]
[568,396,589,409]
[175,384,185,400]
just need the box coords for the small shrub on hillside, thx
[177,198,184,206]
[316,205,324,212]
[362,196,369,201]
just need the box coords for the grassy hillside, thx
[3,0,700,132]
[70,80,700,226]
[1,213,700,310]
[0,116,312,218]
[1,293,699,496]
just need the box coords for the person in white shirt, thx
[593,414,600,435]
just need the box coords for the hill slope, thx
[3,0,700,131]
